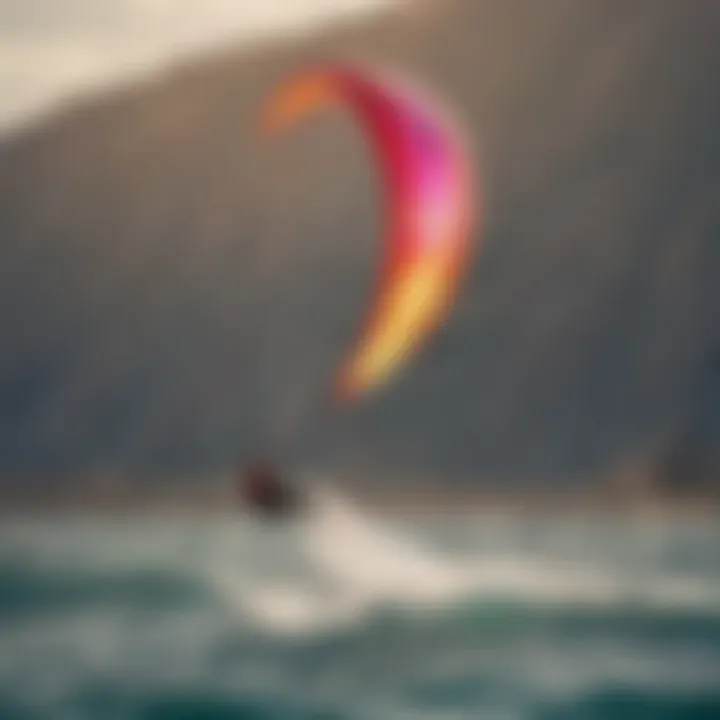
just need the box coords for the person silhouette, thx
[237,458,302,519]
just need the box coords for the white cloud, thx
[0,0,398,135]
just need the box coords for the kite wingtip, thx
[259,71,337,137]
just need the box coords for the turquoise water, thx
[1,489,719,719]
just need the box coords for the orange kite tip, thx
[260,72,336,136]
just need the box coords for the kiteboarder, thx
[244,64,478,527]
[237,458,303,520]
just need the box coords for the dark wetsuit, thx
[238,462,302,519]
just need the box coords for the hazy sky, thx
[0,0,396,135]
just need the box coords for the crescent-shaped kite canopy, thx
[261,61,478,406]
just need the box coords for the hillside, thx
[0,0,718,485]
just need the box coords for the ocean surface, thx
[1,482,719,719]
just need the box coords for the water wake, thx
[210,478,720,635]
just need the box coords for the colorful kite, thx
[261,61,478,405]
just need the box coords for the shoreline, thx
[1,485,718,520]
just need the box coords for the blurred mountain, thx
[0,0,718,484]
